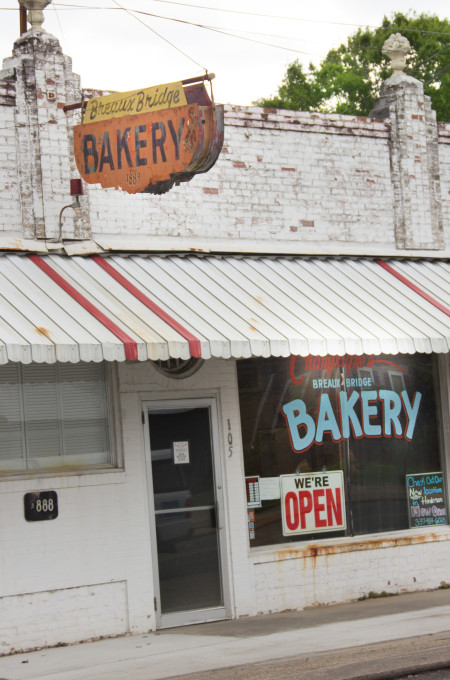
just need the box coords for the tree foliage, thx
[255,13,450,122]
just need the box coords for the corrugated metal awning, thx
[0,254,449,363]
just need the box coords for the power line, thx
[398,43,450,82]
[127,9,323,56]
[425,62,450,84]
[111,0,207,71]
[2,1,448,110]
[3,3,450,37]
[76,2,450,37]
[50,0,65,39]
[87,0,450,37]
[4,3,448,65]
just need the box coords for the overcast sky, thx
[0,0,448,105]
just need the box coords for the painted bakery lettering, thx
[281,390,422,454]
[82,118,186,174]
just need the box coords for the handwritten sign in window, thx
[406,472,448,528]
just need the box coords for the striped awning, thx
[0,254,449,363]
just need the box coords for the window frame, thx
[0,361,122,478]
[237,354,450,549]
[436,354,450,517]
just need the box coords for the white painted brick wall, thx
[251,533,450,615]
[0,464,154,650]
[0,101,22,234]
[1,33,89,241]
[384,82,444,249]
[86,111,397,247]
[0,582,128,654]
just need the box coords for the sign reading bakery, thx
[73,77,224,195]
[283,355,422,454]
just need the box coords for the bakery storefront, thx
[0,253,449,649]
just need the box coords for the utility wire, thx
[50,0,65,39]
[425,62,450,84]
[129,9,322,56]
[0,1,447,125]
[111,0,207,71]
[4,2,448,66]
[74,2,450,37]
[333,58,449,116]
[3,4,450,37]
[409,42,450,75]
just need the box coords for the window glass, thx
[237,354,446,547]
[0,362,113,472]
[149,408,215,506]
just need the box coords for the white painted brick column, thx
[371,74,444,250]
[2,32,90,240]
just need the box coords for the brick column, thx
[370,37,443,250]
[2,31,90,240]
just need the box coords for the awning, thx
[0,254,449,363]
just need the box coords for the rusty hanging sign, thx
[72,76,224,195]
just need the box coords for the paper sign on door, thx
[173,441,190,464]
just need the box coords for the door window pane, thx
[150,408,215,507]
[156,510,222,614]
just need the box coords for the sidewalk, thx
[0,589,449,680]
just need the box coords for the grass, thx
[358,590,396,601]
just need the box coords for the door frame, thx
[142,396,231,629]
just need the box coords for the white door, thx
[144,398,229,628]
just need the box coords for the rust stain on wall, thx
[254,531,450,567]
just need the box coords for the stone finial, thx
[19,0,51,33]
[382,33,411,75]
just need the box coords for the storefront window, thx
[237,354,448,547]
[0,362,114,472]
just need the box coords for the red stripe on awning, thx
[376,260,450,318]
[29,255,139,360]
[92,256,202,358]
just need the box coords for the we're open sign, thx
[280,471,346,536]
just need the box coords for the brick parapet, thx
[224,105,391,138]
